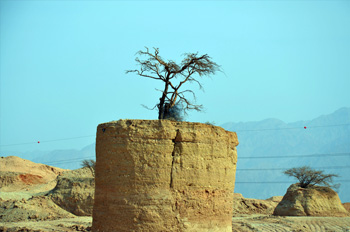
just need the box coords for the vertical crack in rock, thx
[170,129,181,230]
[170,129,180,189]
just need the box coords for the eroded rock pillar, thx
[92,120,238,231]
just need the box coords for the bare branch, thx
[126,47,220,119]
[126,69,163,80]
[81,159,96,177]
[141,104,157,111]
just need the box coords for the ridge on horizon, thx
[221,107,350,128]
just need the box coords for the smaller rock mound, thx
[48,167,94,216]
[0,156,67,193]
[273,183,349,217]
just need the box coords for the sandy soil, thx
[1,215,350,231]
[232,214,350,232]
[0,217,92,232]
[1,156,349,232]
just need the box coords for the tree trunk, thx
[158,79,170,119]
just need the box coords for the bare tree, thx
[126,47,221,120]
[81,159,96,177]
[284,166,339,189]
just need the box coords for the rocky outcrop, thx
[48,167,94,216]
[343,202,350,213]
[0,156,66,193]
[343,203,350,213]
[273,184,349,217]
[233,194,282,215]
[92,120,238,232]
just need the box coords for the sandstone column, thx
[92,120,238,232]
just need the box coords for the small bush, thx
[81,159,96,177]
[163,102,184,121]
[283,166,339,189]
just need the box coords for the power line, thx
[239,152,350,159]
[236,181,293,184]
[43,156,95,166]
[39,135,95,143]
[236,180,350,184]
[234,123,350,132]
[0,135,95,147]
[236,165,350,171]
[32,153,350,167]
[0,123,348,148]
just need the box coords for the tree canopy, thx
[283,166,339,189]
[81,159,96,177]
[126,47,221,120]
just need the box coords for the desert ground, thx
[1,156,349,232]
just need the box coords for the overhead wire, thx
[0,135,95,147]
[0,123,349,147]
[234,123,350,132]
[39,152,350,166]
[1,122,349,185]
[239,152,350,159]
[236,165,350,171]
[43,156,96,166]
[236,180,350,184]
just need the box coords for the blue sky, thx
[1,0,349,152]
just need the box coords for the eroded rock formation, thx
[92,120,238,232]
[232,193,283,215]
[273,183,349,217]
[48,167,95,216]
[0,156,66,193]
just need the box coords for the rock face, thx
[0,156,66,193]
[92,120,238,232]
[48,167,95,216]
[232,194,282,215]
[273,184,349,217]
[343,203,350,213]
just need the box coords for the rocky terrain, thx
[1,155,350,231]
[0,156,93,231]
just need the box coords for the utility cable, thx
[239,152,350,159]
[236,165,350,171]
[1,123,349,147]
[234,123,350,132]
[236,180,350,184]
[0,135,95,147]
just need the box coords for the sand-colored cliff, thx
[92,120,238,232]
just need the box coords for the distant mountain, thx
[3,144,95,170]
[32,143,96,170]
[221,107,350,203]
[3,108,349,202]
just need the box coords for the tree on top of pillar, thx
[126,47,221,120]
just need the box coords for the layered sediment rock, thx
[92,120,238,232]
[48,167,95,216]
[0,156,66,193]
[273,183,349,217]
[232,194,283,215]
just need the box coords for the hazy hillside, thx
[3,108,349,202]
[221,107,350,202]
[3,144,95,170]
